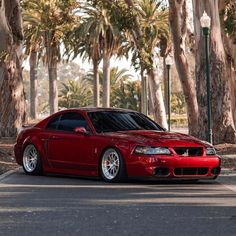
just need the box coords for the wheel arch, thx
[21,136,46,167]
[98,145,126,165]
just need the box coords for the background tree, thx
[220,0,236,128]
[22,0,44,119]
[168,0,199,136]
[0,0,25,137]
[79,1,122,108]
[59,78,93,108]
[192,0,236,144]
[222,0,236,43]
[85,66,140,110]
[65,6,102,107]
[123,0,148,114]
[28,50,39,119]
[122,0,169,128]
[112,80,141,111]
[22,0,79,114]
[108,67,134,106]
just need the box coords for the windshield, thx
[87,111,163,133]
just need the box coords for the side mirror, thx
[74,127,88,135]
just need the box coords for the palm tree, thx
[109,67,134,106]
[124,0,170,128]
[69,1,122,108]
[65,22,102,107]
[22,0,79,114]
[23,13,41,119]
[59,78,93,108]
[113,80,141,111]
[86,66,140,110]
[109,67,133,86]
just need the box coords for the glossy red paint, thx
[14,108,221,181]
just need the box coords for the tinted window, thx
[46,115,61,130]
[58,112,89,132]
[87,111,162,133]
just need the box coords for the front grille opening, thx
[174,168,182,175]
[174,147,203,156]
[183,168,197,175]
[198,168,208,175]
[154,168,170,176]
[174,168,208,176]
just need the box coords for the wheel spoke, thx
[102,149,120,180]
[23,145,38,173]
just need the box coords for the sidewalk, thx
[219,154,236,174]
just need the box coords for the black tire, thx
[100,148,127,183]
[22,144,43,175]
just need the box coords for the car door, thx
[47,112,95,171]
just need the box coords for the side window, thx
[46,115,61,130]
[58,112,89,132]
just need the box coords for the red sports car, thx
[14,108,221,182]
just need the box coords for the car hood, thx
[104,130,209,147]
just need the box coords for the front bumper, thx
[127,154,221,179]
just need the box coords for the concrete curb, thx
[220,155,236,169]
[0,168,20,182]
[221,154,236,158]
[220,168,236,176]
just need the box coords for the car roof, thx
[34,107,139,129]
[61,107,137,113]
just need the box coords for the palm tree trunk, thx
[169,0,199,137]
[163,57,168,112]
[0,0,25,137]
[148,69,168,129]
[93,59,100,107]
[140,68,148,115]
[102,50,111,108]
[46,43,58,114]
[193,0,236,144]
[29,50,38,119]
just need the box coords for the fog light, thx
[154,168,170,176]
[211,167,221,175]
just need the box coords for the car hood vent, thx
[174,147,203,156]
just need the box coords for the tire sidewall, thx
[22,144,43,175]
[100,147,126,183]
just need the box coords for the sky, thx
[73,55,139,79]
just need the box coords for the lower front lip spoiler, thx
[153,167,221,178]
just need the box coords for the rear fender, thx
[22,135,48,169]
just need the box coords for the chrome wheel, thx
[23,145,39,173]
[101,149,120,180]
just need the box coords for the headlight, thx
[206,147,216,155]
[134,146,171,155]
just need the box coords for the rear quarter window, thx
[57,112,89,132]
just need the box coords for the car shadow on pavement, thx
[2,168,221,186]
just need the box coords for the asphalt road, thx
[0,170,235,236]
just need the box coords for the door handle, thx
[51,136,60,140]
